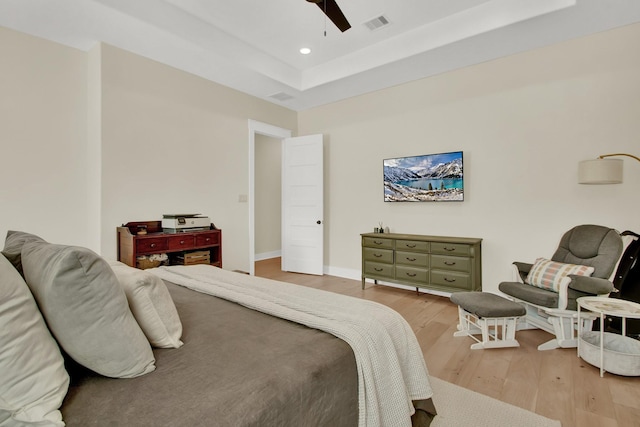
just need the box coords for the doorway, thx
[248,120,292,276]
[254,134,282,263]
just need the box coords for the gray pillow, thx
[21,242,156,378]
[1,230,46,275]
[0,253,69,426]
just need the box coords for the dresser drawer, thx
[363,247,394,264]
[136,237,168,253]
[396,251,429,267]
[395,266,429,284]
[364,261,395,279]
[431,254,470,272]
[396,240,429,252]
[168,235,195,250]
[196,232,220,246]
[431,270,471,290]
[363,237,394,249]
[431,242,471,256]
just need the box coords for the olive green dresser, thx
[361,232,482,294]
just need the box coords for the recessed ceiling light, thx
[299,47,311,55]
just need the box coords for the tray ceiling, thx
[1,0,640,110]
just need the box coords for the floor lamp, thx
[578,153,640,184]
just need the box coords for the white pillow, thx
[526,258,595,292]
[0,254,69,426]
[108,261,183,348]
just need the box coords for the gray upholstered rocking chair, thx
[499,224,623,351]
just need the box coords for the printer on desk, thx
[162,214,212,233]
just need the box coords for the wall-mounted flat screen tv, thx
[384,151,464,202]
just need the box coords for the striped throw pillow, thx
[526,258,595,292]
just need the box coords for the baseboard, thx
[324,265,360,281]
[255,250,282,261]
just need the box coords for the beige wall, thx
[0,27,91,247]
[255,134,282,258]
[0,27,297,271]
[2,23,639,292]
[98,45,297,270]
[298,23,640,292]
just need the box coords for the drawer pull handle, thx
[443,247,456,252]
[180,240,185,244]
[150,243,156,248]
[444,277,456,282]
[406,272,417,277]
[405,244,416,248]
[444,261,456,266]
[205,238,211,242]
[406,257,417,262]
[373,240,383,245]
[374,267,384,272]
[374,253,383,258]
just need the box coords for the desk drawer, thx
[168,235,195,250]
[196,232,220,246]
[396,251,429,267]
[395,266,429,284]
[364,261,395,279]
[431,270,471,290]
[136,237,168,253]
[431,242,471,256]
[431,255,470,272]
[363,237,394,249]
[363,247,394,264]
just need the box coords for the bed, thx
[62,280,360,426]
[0,231,436,427]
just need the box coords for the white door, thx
[281,134,324,275]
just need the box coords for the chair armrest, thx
[512,262,532,282]
[567,275,615,295]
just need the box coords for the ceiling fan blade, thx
[312,0,351,32]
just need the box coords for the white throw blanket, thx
[150,265,433,427]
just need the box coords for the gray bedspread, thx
[151,265,434,427]
[61,281,359,426]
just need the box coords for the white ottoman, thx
[451,292,526,350]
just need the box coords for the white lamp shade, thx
[578,159,623,184]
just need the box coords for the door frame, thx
[248,120,292,276]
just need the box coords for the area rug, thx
[430,377,561,427]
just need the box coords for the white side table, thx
[577,297,640,377]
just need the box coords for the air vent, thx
[268,92,294,101]
[364,15,390,31]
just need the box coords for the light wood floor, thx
[255,258,640,427]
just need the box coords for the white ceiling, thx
[2,0,640,111]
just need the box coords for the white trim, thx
[324,265,361,280]
[248,120,292,276]
[255,250,282,262]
